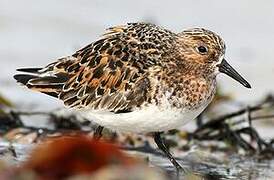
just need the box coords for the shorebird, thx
[14,22,251,171]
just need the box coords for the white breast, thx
[81,103,208,133]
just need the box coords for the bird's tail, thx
[14,67,69,98]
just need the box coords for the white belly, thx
[80,104,207,133]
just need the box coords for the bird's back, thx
[14,23,178,112]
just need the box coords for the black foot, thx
[154,132,187,173]
[94,125,104,140]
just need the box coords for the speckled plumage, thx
[14,22,248,133]
[14,22,252,171]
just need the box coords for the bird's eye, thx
[197,46,208,54]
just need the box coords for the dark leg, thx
[196,110,206,128]
[94,125,104,140]
[154,132,184,172]
[196,114,203,128]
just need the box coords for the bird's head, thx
[177,28,251,88]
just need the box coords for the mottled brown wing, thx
[14,23,176,112]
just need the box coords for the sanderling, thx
[14,22,251,171]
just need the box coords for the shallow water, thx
[1,141,274,180]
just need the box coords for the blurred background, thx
[0,0,273,110]
[1,1,274,179]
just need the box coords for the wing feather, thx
[14,23,177,112]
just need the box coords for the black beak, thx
[217,59,251,88]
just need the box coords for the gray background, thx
[1,0,273,109]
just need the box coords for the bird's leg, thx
[94,125,104,140]
[196,109,206,128]
[154,132,185,172]
[196,113,203,128]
